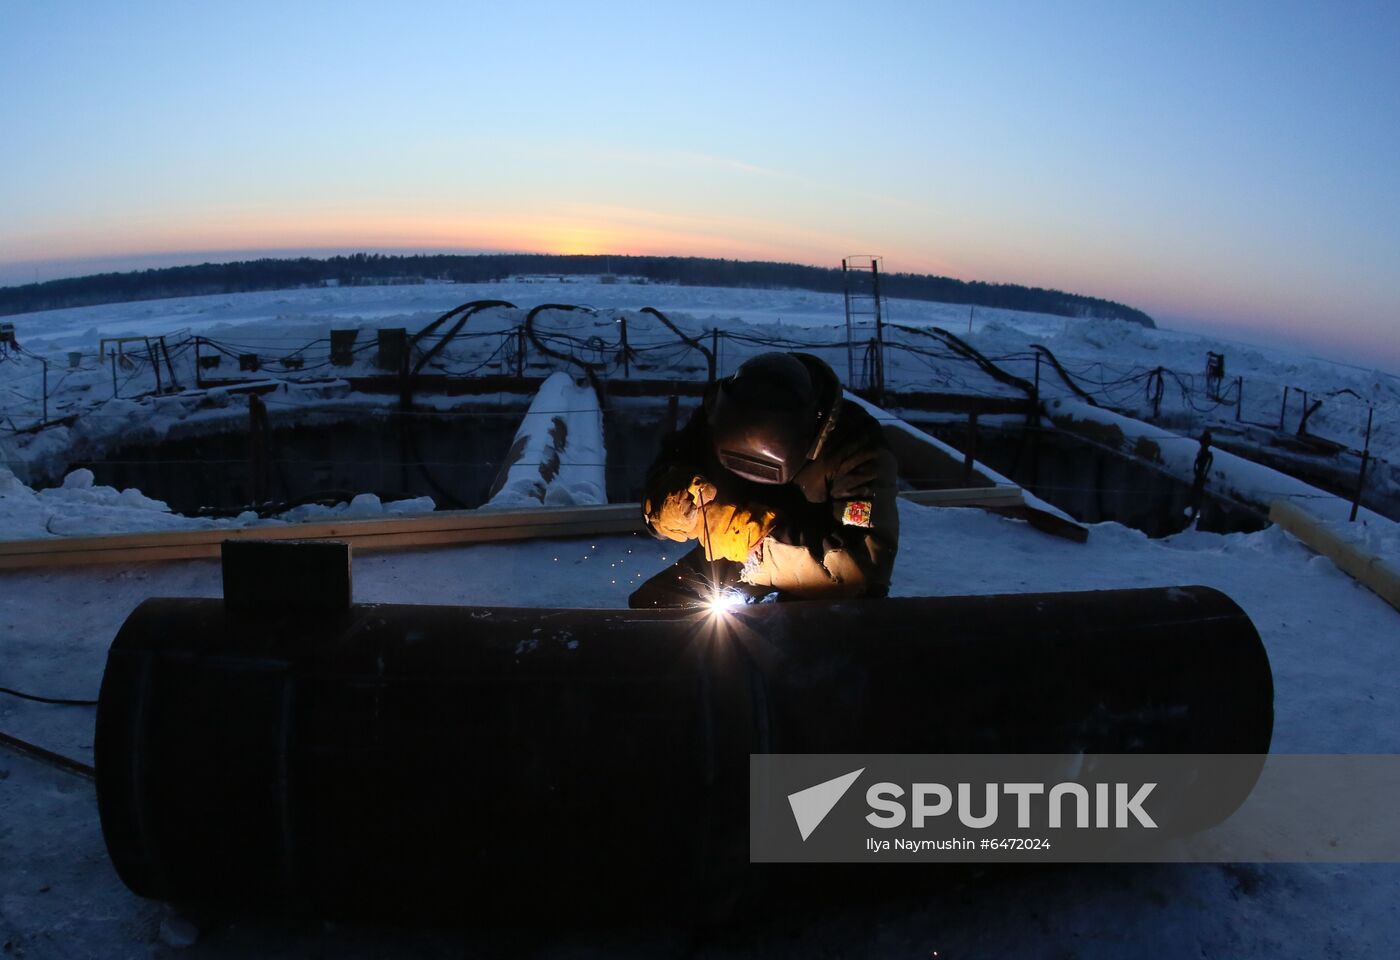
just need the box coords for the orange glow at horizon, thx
[6,205,965,282]
[7,207,1340,339]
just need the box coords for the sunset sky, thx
[2,1,1397,369]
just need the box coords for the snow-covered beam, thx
[1270,499,1400,612]
[484,371,607,509]
[1047,397,1389,526]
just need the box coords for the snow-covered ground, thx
[2,279,1399,956]
[1,278,1394,490]
[3,501,1400,956]
[0,278,1395,535]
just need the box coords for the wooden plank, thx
[0,487,1074,571]
[0,504,642,558]
[879,391,1032,416]
[0,505,645,570]
[899,486,1024,507]
[1270,499,1400,613]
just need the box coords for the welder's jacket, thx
[642,354,899,599]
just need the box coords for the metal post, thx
[1235,377,1243,421]
[664,394,679,435]
[842,259,854,387]
[619,315,630,378]
[111,350,118,398]
[1029,350,1042,429]
[161,336,179,391]
[1298,390,1308,435]
[40,357,48,423]
[962,411,979,484]
[194,338,203,389]
[1350,407,1374,522]
[871,259,884,398]
[711,329,720,378]
[1279,386,1288,431]
[248,394,269,506]
[146,337,162,395]
[515,328,526,379]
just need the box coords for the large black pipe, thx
[96,584,1272,922]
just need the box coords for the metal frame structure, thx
[842,255,885,396]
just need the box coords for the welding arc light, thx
[704,587,747,617]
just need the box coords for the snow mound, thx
[0,467,439,539]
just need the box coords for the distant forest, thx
[0,253,1155,328]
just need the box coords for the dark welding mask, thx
[707,353,820,484]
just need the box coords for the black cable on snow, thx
[0,729,96,780]
[409,299,516,379]
[523,303,608,403]
[892,324,1037,398]
[639,306,715,381]
[1029,342,1100,407]
[0,685,98,706]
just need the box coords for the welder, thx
[629,351,899,609]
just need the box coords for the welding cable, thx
[410,300,516,379]
[0,684,99,706]
[524,303,612,402]
[640,307,715,381]
[0,729,96,780]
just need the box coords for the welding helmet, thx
[707,352,820,484]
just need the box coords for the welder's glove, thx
[740,536,864,599]
[647,486,704,543]
[686,476,718,509]
[644,474,721,544]
[695,502,776,564]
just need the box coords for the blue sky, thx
[2,1,1397,368]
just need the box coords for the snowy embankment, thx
[0,465,434,540]
[0,278,1392,551]
[1046,396,1400,569]
[1047,396,1387,523]
[4,279,1395,478]
[483,370,606,508]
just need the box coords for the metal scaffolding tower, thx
[842,255,885,396]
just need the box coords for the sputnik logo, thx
[787,768,865,841]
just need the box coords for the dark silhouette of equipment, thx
[95,541,1273,923]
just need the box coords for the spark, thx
[703,586,747,617]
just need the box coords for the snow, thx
[1048,397,1390,524]
[0,465,438,539]
[484,370,606,508]
[3,279,1393,481]
[3,501,1400,955]
[3,278,1400,955]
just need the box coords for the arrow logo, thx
[787,768,865,841]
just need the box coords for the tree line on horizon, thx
[0,253,1156,328]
